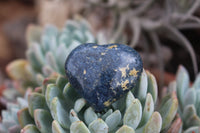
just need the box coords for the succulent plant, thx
[6,19,96,91]
[16,70,177,133]
[171,65,200,132]
[0,89,30,133]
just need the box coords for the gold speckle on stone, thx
[93,46,98,48]
[104,100,111,106]
[121,80,129,90]
[83,69,86,74]
[129,68,139,77]
[101,53,106,55]
[107,45,117,49]
[119,64,129,78]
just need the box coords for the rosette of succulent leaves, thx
[82,0,200,76]
[0,69,178,133]
[6,19,96,92]
[164,65,200,133]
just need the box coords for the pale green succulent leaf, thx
[138,93,154,128]
[126,91,135,108]
[52,120,70,133]
[183,88,196,107]
[17,108,35,128]
[193,73,200,90]
[55,76,68,91]
[69,109,80,123]
[84,107,98,125]
[183,105,200,128]
[136,69,147,103]
[26,49,43,72]
[142,112,162,133]
[89,119,108,133]
[21,124,40,133]
[50,97,71,129]
[124,99,142,129]
[70,121,90,133]
[28,93,49,117]
[42,78,57,94]
[146,71,158,103]
[45,84,61,108]
[74,98,87,113]
[55,44,68,74]
[34,109,53,133]
[63,83,80,104]
[184,126,200,133]
[105,110,121,131]
[176,65,190,110]
[116,125,135,133]
[46,52,60,73]
[195,90,200,116]
[100,109,112,121]
[159,96,178,130]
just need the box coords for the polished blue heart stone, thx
[65,43,143,112]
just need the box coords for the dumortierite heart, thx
[65,43,143,111]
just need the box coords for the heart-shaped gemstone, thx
[65,43,143,111]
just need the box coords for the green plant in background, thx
[0,89,31,133]
[6,19,95,92]
[168,65,200,132]
[15,70,177,133]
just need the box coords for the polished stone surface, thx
[65,43,143,111]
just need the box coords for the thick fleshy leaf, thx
[146,71,157,103]
[45,84,61,107]
[184,126,200,133]
[126,91,135,108]
[138,93,154,128]
[176,65,189,109]
[69,109,80,123]
[55,76,68,91]
[34,109,53,133]
[74,98,87,113]
[101,109,113,120]
[28,93,49,117]
[167,117,182,133]
[21,124,40,133]
[195,90,200,116]
[18,108,35,128]
[136,69,147,103]
[116,125,135,133]
[52,120,70,133]
[193,73,200,90]
[50,97,71,129]
[159,95,178,130]
[70,121,90,133]
[84,107,98,125]
[63,83,80,105]
[142,112,162,133]
[105,110,121,131]
[183,105,200,128]
[6,59,32,81]
[183,88,196,107]
[42,77,57,94]
[89,119,108,133]
[124,99,142,129]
